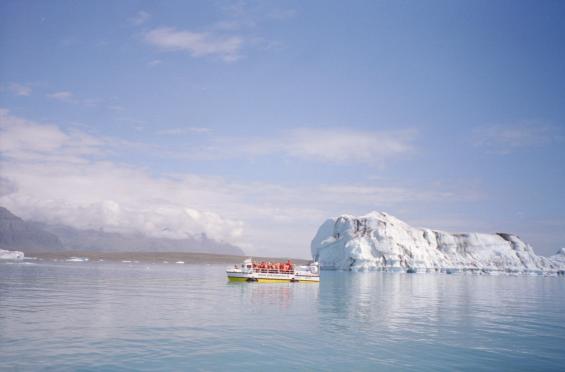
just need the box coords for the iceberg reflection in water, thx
[1,261,564,370]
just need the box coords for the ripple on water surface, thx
[1,261,565,370]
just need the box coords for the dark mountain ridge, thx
[0,207,63,251]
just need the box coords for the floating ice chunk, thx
[66,257,88,262]
[0,249,24,260]
[311,211,565,275]
[176,261,185,264]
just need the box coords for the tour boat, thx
[226,258,320,283]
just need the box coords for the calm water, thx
[1,261,564,371]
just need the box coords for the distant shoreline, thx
[23,251,311,265]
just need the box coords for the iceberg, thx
[66,257,89,262]
[0,249,24,260]
[311,212,564,275]
[550,248,565,266]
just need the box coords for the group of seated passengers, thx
[252,260,294,272]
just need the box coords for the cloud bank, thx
[0,110,478,256]
[145,27,243,62]
[200,128,415,165]
[0,109,243,244]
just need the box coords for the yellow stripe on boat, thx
[227,276,249,282]
[257,278,293,283]
[228,276,319,283]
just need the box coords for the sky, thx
[0,0,564,257]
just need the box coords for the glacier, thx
[0,249,24,260]
[311,212,565,275]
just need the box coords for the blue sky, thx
[1,0,564,257]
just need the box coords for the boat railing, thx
[252,268,295,274]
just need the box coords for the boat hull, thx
[226,271,319,283]
[228,276,317,283]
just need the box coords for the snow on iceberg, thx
[0,249,24,260]
[550,248,565,266]
[311,211,564,274]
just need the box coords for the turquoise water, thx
[1,261,564,371]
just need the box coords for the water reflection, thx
[318,270,565,367]
[228,280,320,311]
[1,262,564,370]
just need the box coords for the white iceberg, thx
[311,212,564,275]
[66,257,89,262]
[550,248,565,266]
[0,249,24,260]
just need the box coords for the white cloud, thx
[130,10,150,26]
[0,111,480,257]
[46,91,124,111]
[1,163,245,243]
[144,27,243,62]
[0,108,106,163]
[157,127,211,135]
[0,109,244,243]
[473,123,562,154]
[140,3,294,62]
[147,59,162,67]
[285,128,414,164]
[213,20,253,31]
[6,83,32,96]
[47,91,75,103]
[316,184,481,205]
[207,128,415,165]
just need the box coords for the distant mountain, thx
[41,224,244,255]
[0,207,64,251]
[0,206,244,255]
